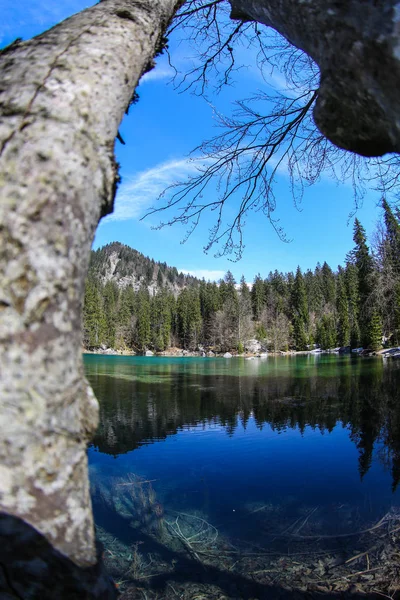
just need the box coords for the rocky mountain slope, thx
[88,242,201,295]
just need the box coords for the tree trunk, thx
[0,0,182,583]
[0,0,399,593]
[230,0,400,156]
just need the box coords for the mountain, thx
[88,242,201,295]
[84,210,398,354]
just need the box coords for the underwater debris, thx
[94,476,400,599]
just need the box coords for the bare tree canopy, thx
[0,0,400,595]
[230,0,400,156]
[146,0,400,259]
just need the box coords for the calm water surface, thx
[85,354,400,596]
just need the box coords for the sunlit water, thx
[85,354,400,597]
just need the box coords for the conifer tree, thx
[311,263,325,318]
[344,261,361,347]
[292,316,308,350]
[316,314,337,349]
[157,268,164,288]
[251,274,266,320]
[83,279,107,348]
[291,267,309,349]
[337,273,350,347]
[151,290,173,350]
[367,312,383,351]
[103,280,118,348]
[321,262,336,306]
[177,288,202,349]
[135,287,151,351]
[382,198,400,276]
[238,275,253,346]
[352,219,375,346]
[116,286,135,348]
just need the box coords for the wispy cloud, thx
[104,157,201,223]
[179,269,225,281]
[141,66,174,84]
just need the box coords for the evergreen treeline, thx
[83,201,400,353]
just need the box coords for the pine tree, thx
[83,279,107,348]
[337,273,350,347]
[377,199,400,344]
[292,316,308,350]
[382,198,400,276]
[321,262,336,306]
[251,274,265,320]
[310,263,325,318]
[316,314,337,349]
[103,280,118,348]
[116,286,135,348]
[367,312,383,351]
[135,287,151,351]
[156,268,164,288]
[345,261,361,347]
[352,218,375,346]
[291,267,309,349]
[151,290,172,351]
[394,282,400,345]
[217,272,239,350]
[177,288,202,349]
[238,275,253,346]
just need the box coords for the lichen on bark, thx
[0,0,183,576]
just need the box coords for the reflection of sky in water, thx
[85,355,400,596]
[86,353,400,547]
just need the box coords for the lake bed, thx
[85,354,400,599]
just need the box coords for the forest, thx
[83,199,400,354]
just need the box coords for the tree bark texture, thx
[230,0,400,156]
[0,0,182,574]
[0,0,399,592]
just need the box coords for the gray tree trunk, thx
[230,0,400,156]
[0,0,398,594]
[0,0,182,582]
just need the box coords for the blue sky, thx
[2,0,385,282]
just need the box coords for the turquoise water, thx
[85,354,400,597]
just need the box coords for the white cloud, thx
[141,67,174,84]
[104,157,201,223]
[179,269,225,281]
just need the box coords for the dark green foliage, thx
[255,323,267,341]
[367,312,383,351]
[151,290,172,351]
[351,219,375,346]
[382,198,400,276]
[177,288,202,349]
[337,274,350,347]
[344,262,361,348]
[238,275,253,344]
[83,278,107,349]
[135,287,151,351]
[103,281,118,348]
[251,274,265,320]
[321,262,336,306]
[316,315,337,350]
[291,267,309,349]
[292,316,308,350]
[83,211,400,352]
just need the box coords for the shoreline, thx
[83,346,400,359]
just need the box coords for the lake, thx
[85,354,400,599]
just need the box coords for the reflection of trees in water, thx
[88,359,400,489]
